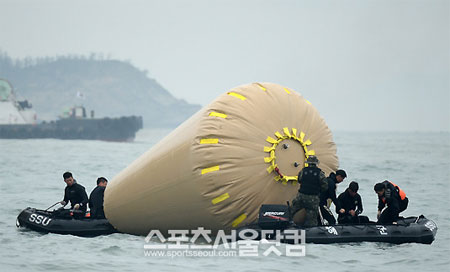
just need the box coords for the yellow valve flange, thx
[264,127,316,185]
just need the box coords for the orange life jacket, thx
[382,181,406,203]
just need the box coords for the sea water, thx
[1,129,449,272]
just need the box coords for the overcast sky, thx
[1,0,449,131]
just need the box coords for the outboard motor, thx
[258,204,291,230]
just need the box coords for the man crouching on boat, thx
[337,181,370,224]
[291,156,328,228]
[374,181,409,224]
[59,172,88,217]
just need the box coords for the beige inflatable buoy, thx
[104,82,338,235]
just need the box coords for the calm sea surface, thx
[1,129,449,272]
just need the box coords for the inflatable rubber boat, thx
[16,207,117,237]
[236,205,437,244]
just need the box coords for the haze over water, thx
[1,0,449,132]
[1,129,449,271]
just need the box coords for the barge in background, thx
[0,79,142,141]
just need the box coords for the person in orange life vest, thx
[374,180,408,224]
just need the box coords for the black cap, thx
[63,172,72,179]
[96,177,108,185]
[336,169,347,178]
[349,181,359,192]
[374,183,385,192]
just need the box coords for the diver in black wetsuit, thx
[318,169,347,225]
[89,177,108,219]
[60,172,88,216]
[374,180,409,224]
[337,181,369,224]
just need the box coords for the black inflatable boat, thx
[237,205,437,245]
[16,207,117,237]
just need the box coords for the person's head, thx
[97,177,108,187]
[374,183,385,197]
[335,169,347,183]
[306,155,319,167]
[348,181,359,197]
[63,171,74,186]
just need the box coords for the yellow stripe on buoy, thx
[228,92,246,101]
[264,146,274,152]
[307,150,316,156]
[285,176,297,182]
[300,131,305,142]
[232,213,247,227]
[275,131,283,139]
[283,88,291,94]
[266,136,278,144]
[266,164,277,173]
[303,139,312,146]
[212,193,230,205]
[209,112,227,118]
[200,138,219,144]
[283,127,291,138]
[292,128,298,138]
[264,156,274,163]
[201,166,220,175]
[256,83,267,91]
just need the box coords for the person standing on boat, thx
[337,181,369,224]
[374,180,409,224]
[318,169,347,225]
[89,177,108,219]
[291,155,328,228]
[60,172,88,214]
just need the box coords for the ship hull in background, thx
[0,115,143,141]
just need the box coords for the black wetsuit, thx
[337,189,368,224]
[63,182,88,212]
[89,186,106,219]
[377,181,409,224]
[318,173,341,225]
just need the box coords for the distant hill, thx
[0,52,201,127]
